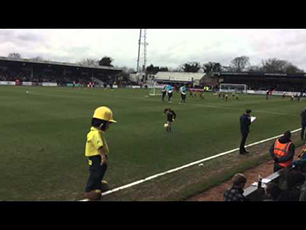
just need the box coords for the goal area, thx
[149,81,163,96]
[219,83,247,94]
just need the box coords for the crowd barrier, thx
[0,81,16,85]
[243,167,298,201]
[0,81,58,86]
[247,90,305,96]
[1,82,304,96]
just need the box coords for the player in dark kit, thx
[301,107,306,140]
[180,85,187,104]
[163,108,176,132]
[161,84,167,102]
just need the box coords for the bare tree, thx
[261,58,304,73]
[8,53,22,59]
[203,62,222,74]
[30,56,45,61]
[230,56,250,72]
[78,58,99,67]
[285,63,304,74]
[261,58,287,73]
[247,65,263,72]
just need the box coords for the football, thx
[164,123,168,128]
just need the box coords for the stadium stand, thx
[0,56,122,86]
[214,71,306,92]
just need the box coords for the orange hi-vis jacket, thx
[274,139,293,167]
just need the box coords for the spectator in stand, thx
[270,131,295,172]
[224,173,248,201]
[264,171,305,201]
[293,147,306,172]
[300,108,306,140]
[264,182,282,201]
[299,180,306,201]
[277,171,305,201]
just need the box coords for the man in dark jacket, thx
[239,109,252,154]
[270,131,295,172]
[300,108,306,140]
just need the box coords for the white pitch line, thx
[78,128,301,200]
[191,103,300,117]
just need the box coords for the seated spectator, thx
[299,180,306,201]
[277,171,305,201]
[264,182,282,201]
[270,131,295,172]
[224,173,249,201]
[293,147,306,172]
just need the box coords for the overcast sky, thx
[1,29,306,71]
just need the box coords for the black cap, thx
[283,130,291,139]
[246,109,252,114]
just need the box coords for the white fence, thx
[0,81,304,96]
[22,82,33,86]
[42,82,57,87]
[0,81,16,85]
[247,90,304,96]
[0,81,58,86]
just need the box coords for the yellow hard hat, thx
[93,106,117,123]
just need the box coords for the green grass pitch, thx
[0,86,304,201]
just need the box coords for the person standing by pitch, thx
[301,107,306,140]
[239,109,252,154]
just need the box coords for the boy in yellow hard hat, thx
[84,106,116,200]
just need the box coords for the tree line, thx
[146,56,304,75]
[6,53,305,75]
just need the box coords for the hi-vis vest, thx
[274,139,293,167]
